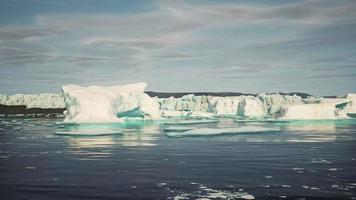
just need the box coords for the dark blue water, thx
[0,118,355,200]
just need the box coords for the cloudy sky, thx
[0,0,355,95]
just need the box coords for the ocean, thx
[0,118,355,199]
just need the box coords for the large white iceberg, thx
[61,82,161,123]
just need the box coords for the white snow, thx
[165,126,280,137]
[61,82,161,123]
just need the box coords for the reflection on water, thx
[59,121,162,157]
[56,119,356,148]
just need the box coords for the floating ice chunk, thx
[164,119,218,125]
[166,126,280,137]
[157,182,167,187]
[55,130,122,136]
[164,126,195,132]
[25,166,36,170]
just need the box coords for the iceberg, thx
[0,94,65,108]
[212,96,241,116]
[237,96,266,118]
[281,96,356,120]
[61,82,161,123]
[258,93,303,117]
[282,104,337,120]
[165,126,280,137]
[2,84,356,122]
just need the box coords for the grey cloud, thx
[62,55,122,64]
[311,64,356,72]
[0,26,64,41]
[161,0,356,26]
[82,33,188,50]
[237,21,356,59]
[153,52,200,60]
[0,46,59,65]
[306,73,356,79]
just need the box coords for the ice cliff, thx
[0,94,64,108]
[158,93,356,120]
[1,83,355,122]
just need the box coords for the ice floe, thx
[55,130,123,136]
[166,127,280,137]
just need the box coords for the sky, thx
[0,0,355,95]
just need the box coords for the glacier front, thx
[1,83,356,122]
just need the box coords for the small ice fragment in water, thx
[331,184,339,188]
[282,185,292,188]
[292,167,304,171]
[310,187,320,190]
[170,183,255,200]
[157,182,167,187]
[261,185,270,188]
[164,126,195,132]
[311,158,331,164]
[25,166,36,170]
[265,175,273,179]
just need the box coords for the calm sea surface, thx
[0,118,355,200]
